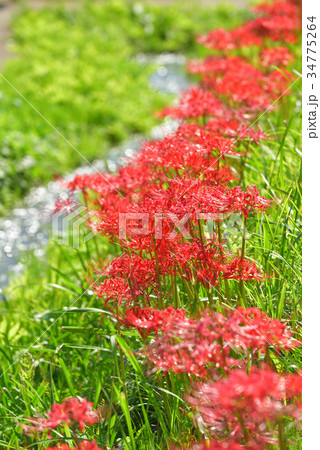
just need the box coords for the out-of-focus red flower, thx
[187,56,261,79]
[197,0,300,51]
[260,46,294,67]
[225,306,301,352]
[144,311,233,377]
[187,368,301,443]
[180,438,264,449]
[47,442,102,450]
[91,253,159,305]
[145,307,300,376]
[47,446,74,450]
[22,398,99,437]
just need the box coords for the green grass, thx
[0,0,251,213]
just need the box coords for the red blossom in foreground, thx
[145,311,232,377]
[22,398,99,437]
[196,26,262,51]
[114,306,186,336]
[145,308,300,376]
[187,368,301,444]
[181,439,264,449]
[48,442,101,450]
[222,258,265,282]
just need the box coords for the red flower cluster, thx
[22,398,99,437]
[187,368,301,445]
[187,55,294,112]
[260,46,294,67]
[47,442,101,450]
[145,307,300,376]
[157,87,225,121]
[226,307,300,352]
[183,439,263,450]
[197,0,300,50]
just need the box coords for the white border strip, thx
[303,0,320,448]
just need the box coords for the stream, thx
[0,53,190,293]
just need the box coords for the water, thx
[0,54,190,292]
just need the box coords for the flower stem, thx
[216,221,231,302]
[278,419,287,450]
[239,216,247,307]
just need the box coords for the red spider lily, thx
[138,131,239,166]
[67,172,121,196]
[145,334,233,377]
[53,196,79,214]
[172,239,264,287]
[132,126,241,184]
[93,276,132,306]
[202,76,268,111]
[157,87,226,121]
[202,69,290,111]
[236,125,268,143]
[113,306,186,336]
[250,16,299,44]
[144,307,299,376]
[115,237,265,291]
[144,178,271,221]
[47,442,101,450]
[91,253,160,305]
[187,56,261,77]
[205,119,268,144]
[253,0,301,43]
[144,311,234,377]
[227,185,273,217]
[137,135,217,174]
[187,55,292,111]
[196,26,262,51]
[197,0,300,51]
[253,0,300,16]
[266,69,295,98]
[181,439,264,449]
[222,258,265,283]
[187,368,301,444]
[22,398,99,437]
[260,46,294,67]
